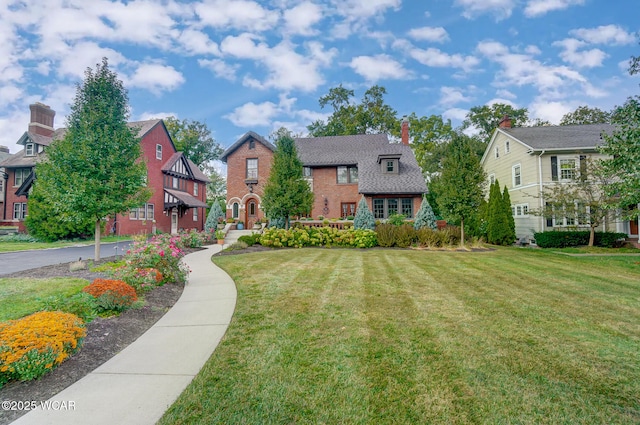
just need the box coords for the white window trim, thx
[559,157,577,181]
[512,164,522,187]
[156,144,162,160]
[194,182,198,196]
[193,208,198,221]
[25,143,35,156]
[512,203,529,217]
[488,173,496,186]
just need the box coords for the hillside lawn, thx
[160,247,640,424]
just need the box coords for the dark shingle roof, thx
[500,124,614,151]
[295,134,427,195]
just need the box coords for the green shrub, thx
[238,233,262,246]
[0,233,39,242]
[41,293,98,323]
[416,228,443,247]
[259,226,376,248]
[226,241,249,251]
[533,231,627,248]
[395,224,416,248]
[387,213,407,226]
[442,226,461,246]
[376,224,396,247]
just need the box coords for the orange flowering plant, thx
[82,278,138,313]
[0,311,86,386]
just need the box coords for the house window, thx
[156,144,162,160]
[13,203,27,220]
[505,141,510,153]
[194,182,198,196]
[337,166,358,184]
[246,158,258,180]
[172,176,179,189]
[248,201,256,216]
[373,198,413,219]
[193,208,198,221]
[560,159,576,180]
[489,174,496,186]
[303,167,312,177]
[249,139,255,149]
[14,168,30,187]
[341,203,356,218]
[0,178,4,194]
[25,143,35,156]
[232,202,239,219]
[495,146,499,158]
[129,204,154,220]
[513,204,529,216]
[512,164,521,187]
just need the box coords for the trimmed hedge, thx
[533,231,627,248]
[260,226,377,248]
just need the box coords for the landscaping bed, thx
[0,259,185,425]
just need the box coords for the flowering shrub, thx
[117,234,189,285]
[0,311,85,386]
[260,227,377,248]
[178,229,208,248]
[113,267,163,294]
[83,278,138,312]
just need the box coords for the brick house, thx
[220,122,427,227]
[0,103,210,235]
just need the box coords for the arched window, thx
[249,201,256,216]
[232,202,239,219]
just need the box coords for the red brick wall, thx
[2,167,30,232]
[225,138,273,228]
[308,167,359,219]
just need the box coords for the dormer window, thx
[25,143,35,156]
[377,153,401,175]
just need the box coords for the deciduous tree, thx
[430,134,486,247]
[164,117,223,171]
[462,103,529,143]
[26,58,150,260]
[261,135,313,229]
[560,106,611,125]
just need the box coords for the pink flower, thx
[159,250,165,257]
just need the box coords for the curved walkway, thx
[12,243,236,425]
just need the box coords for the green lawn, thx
[0,277,88,321]
[0,235,128,253]
[160,248,640,424]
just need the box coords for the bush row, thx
[260,227,377,248]
[533,231,627,248]
[376,224,462,248]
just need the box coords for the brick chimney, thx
[401,116,409,145]
[498,114,511,129]
[28,103,55,137]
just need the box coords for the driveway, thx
[0,241,133,275]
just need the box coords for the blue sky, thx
[0,0,638,157]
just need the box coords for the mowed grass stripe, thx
[160,248,640,425]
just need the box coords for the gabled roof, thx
[162,152,211,183]
[220,131,275,162]
[482,123,615,164]
[295,134,427,195]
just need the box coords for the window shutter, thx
[551,156,558,181]
[579,155,586,181]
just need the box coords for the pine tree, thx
[485,181,515,246]
[205,201,225,233]
[502,186,516,244]
[354,196,375,230]
[261,134,313,229]
[413,196,437,230]
[26,58,149,259]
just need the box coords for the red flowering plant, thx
[83,278,138,313]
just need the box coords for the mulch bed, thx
[0,258,185,425]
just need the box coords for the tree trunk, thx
[589,225,596,247]
[460,218,465,248]
[94,220,101,261]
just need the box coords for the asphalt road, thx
[0,241,133,275]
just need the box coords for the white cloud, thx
[496,89,516,99]
[528,99,573,124]
[198,59,239,81]
[407,26,449,43]
[454,0,514,20]
[194,0,279,32]
[136,111,180,121]
[524,0,585,17]
[177,29,220,55]
[329,0,401,38]
[569,25,635,45]
[0,85,23,104]
[439,87,471,106]
[349,54,411,82]
[57,42,127,79]
[225,101,279,127]
[127,63,185,94]
[443,107,468,122]
[283,2,324,36]
[410,47,479,72]
[554,38,607,68]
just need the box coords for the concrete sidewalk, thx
[12,243,236,425]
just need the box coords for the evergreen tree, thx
[25,58,150,260]
[354,196,375,230]
[413,196,437,230]
[261,135,313,229]
[205,200,225,233]
[431,134,486,247]
[502,186,516,244]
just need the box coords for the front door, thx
[245,198,257,228]
[631,218,639,236]
[171,210,178,234]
